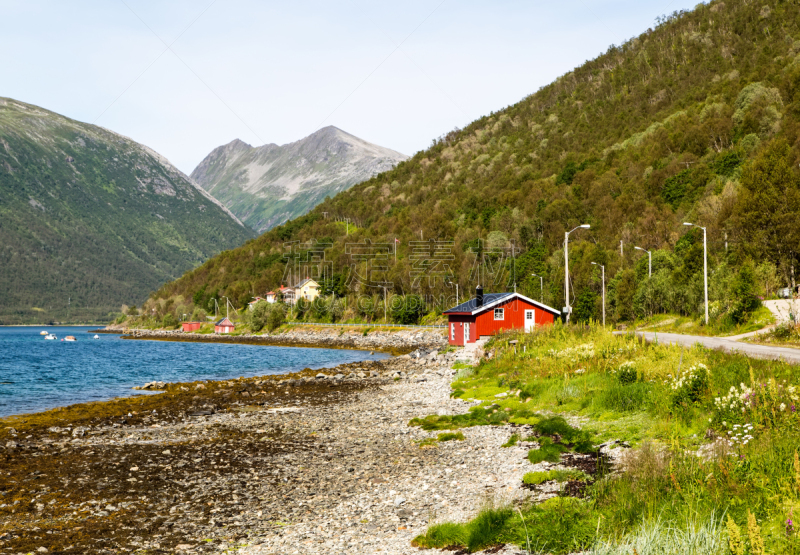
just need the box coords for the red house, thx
[181,321,203,332]
[214,317,235,334]
[443,287,561,346]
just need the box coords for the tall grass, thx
[590,515,728,555]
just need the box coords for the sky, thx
[1,0,700,174]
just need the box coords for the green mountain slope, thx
[0,98,255,324]
[191,127,408,233]
[151,0,800,325]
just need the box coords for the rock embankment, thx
[122,326,447,355]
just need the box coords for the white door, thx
[464,322,470,344]
[524,310,535,332]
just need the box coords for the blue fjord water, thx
[0,326,388,418]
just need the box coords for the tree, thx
[266,305,285,331]
[730,262,760,325]
[572,289,598,323]
[609,269,636,322]
[390,294,426,325]
[249,301,270,332]
[733,140,800,287]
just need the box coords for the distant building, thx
[265,291,276,303]
[181,321,203,332]
[214,317,235,334]
[442,286,560,346]
[281,286,296,304]
[294,278,320,303]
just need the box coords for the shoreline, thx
[115,326,446,356]
[0,335,472,554]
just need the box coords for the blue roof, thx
[443,293,514,314]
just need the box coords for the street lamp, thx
[447,279,458,306]
[634,246,652,278]
[565,224,590,323]
[531,273,543,304]
[591,262,605,327]
[684,222,709,325]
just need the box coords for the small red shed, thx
[443,287,561,346]
[181,321,203,332]
[214,317,235,334]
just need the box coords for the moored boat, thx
[64,336,77,342]
[40,330,48,335]
[44,334,57,340]
[93,334,100,339]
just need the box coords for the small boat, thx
[40,330,48,335]
[44,334,57,340]
[64,336,77,342]
[93,334,100,339]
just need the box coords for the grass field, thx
[410,324,800,554]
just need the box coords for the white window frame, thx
[494,308,504,320]
[450,323,455,340]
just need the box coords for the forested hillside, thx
[0,98,254,324]
[150,0,800,326]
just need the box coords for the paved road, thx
[617,331,800,364]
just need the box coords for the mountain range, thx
[0,98,254,324]
[190,126,407,233]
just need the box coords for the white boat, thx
[64,336,77,342]
[93,334,100,339]
[44,334,57,340]
[40,330,48,335]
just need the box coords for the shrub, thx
[438,432,465,442]
[669,363,710,406]
[266,305,286,331]
[528,437,568,463]
[616,361,638,385]
[161,313,179,329]
[249,300,270,332]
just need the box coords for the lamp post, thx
[591,262,605,327]
[446,279,458,307]
[634,246,652,278]
[531,273,543,304]
[684,222,709,325]
[565,224,590,323]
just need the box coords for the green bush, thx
[249,301,270,332]
[617,362,638,385]
[266,305,286,331]
[161,313,179,329]
[528,437,569,463]
[438,432,465,442]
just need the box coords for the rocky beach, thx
[0,329,620,555]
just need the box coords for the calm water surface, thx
[0,326,388,417]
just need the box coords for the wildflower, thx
[781,403,787,412]
[793,405,797,413]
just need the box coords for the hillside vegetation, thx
[0,98,254,324]
[151,0,800,328]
